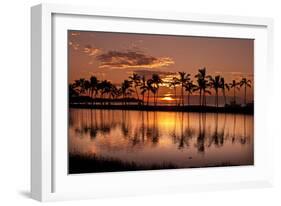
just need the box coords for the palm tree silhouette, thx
[70,69,253,110]
[151,74,163,106]
[74,78,86,95]
[195,68,210,107]
[100,80,112,104]
[151,84,157,106]
[202,84,211,106]
[116,87,123,100]
[83,80,91,97]
[177,72,190,106]
[146,79,153,106]
[140,76,147,105]
[184,81,196,106]
[109,84,118,101]
[69,83,79,98]
[229,80,240,104]
[169,77,180,106]
[220,77,230,106]
[240,78,251,105]
[121,80,134,105]
[89,76,99,105]
[129,73,141,101]
[74,78,92,104]
[69,83,79,105]
[208,75,221,108]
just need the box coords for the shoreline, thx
[69,154,177,174]
[69,154,248,174]
[69,103,254,114]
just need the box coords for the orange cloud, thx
[83,45,101,56]
[71,32,80,36]
[96,51,174,69]
[69,41,80,50]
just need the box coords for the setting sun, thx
[161,96,174,101]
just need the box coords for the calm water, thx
[69,109,254,170]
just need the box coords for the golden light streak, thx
[161,96,175,101]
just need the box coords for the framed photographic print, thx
[31,3,274,201]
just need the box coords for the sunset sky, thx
[68,30,254,104]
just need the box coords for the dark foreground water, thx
[68,109,254,173]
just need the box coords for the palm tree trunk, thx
[234,88,236,104]
[91,90,94,107]
[93,90,96,105]
[147,91,150,106]
[199,89,202,107]
[202,91,204,107]
[108,93,111,105]
[156,90,158,106]
[204,94,206,107]
[214,91,216,107]
[174,87,177,106]
[135,86,139,100]
[181,85,184,106]
[243,114,246,142]
[244,86,246,105]
[223,90,226,106]
[203,91,206,107]
[216,90,218,108]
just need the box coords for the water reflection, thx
[69,109,254,168]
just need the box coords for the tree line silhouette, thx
[69,67,252,108]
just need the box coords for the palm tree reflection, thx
[219,113,226,145]
[89,109,98,139]
[121,110,131,138]
[177,112,193,149]
[70,109,251,154]
[151,112,160,144]
[240,114,247,144]
[196,112,206,153]
[232,114,237,143]
[140,111,145,142]
[178,112,185,149]
[208,113,219,147]
[208,113,226,148]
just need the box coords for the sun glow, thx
[161,96,174,101]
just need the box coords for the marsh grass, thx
[69,154,178,174]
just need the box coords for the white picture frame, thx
[31,3,274,202]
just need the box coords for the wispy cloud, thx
[69,41,80,50]
[132,70,176,77]
[71,32,80,36]
[213,71,253,81]
[229,72,253,80]
[96,51,174,69]
[83,45,101,56]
